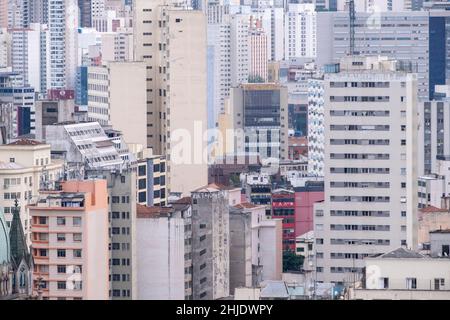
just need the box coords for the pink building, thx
[248,18,268,82]
[29,179,109,300]
[294,181,324,237]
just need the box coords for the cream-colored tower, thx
[134,1,208,195]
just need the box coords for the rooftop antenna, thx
[348,0,356,55]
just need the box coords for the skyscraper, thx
[314,56,419,284]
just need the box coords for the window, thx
[57,249,66,258]
[406,278,417,289]
[57,217,66,226]
[73,249,82,258]
[57,265,66,274]
[57,233,66,242]
[57,281,66,290]
[73,217,81,226]
[435,278,445,290]
[73,233,82,242]
[380,277,389,289]
[442,245,450,257]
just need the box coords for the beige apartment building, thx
[0,139,64,244]
[134,1,208,195]
[29,179,109,300]
[87,61,148,148]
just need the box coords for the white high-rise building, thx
[10,23,50,93]
[314,56,419,284]
[0,28,10,68]
[48,0,78,90]
[336,0,409,12]
[284,4,317,60]
[307,77,325,177]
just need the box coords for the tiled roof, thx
[7,139,44,146]
[420,206,448,213]
[136,204,173,218]
[233,202,260,209]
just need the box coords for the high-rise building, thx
[134,1,208,195]
[10,23,50,93]
[48,0,78,90]
[284,4,317,60]
[190,184,231,300]
[316,11,430,99]
[0,0,8,28]
[87,61,148,148]
[78,0,92,27]
[85,169,137,300]
[30,179,110,300]
[225,83,289,162]
[314,56,419,284]
[0,28,10,68]
[248,21,268,82]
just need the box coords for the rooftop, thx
[0,161,25,170]
[192,183,236,193]
[373,247,426,260]
[6,139,44,146]
[430,229,450,234]
[233,202,260,209]
[420,206,449,213]
[136,204,173,218]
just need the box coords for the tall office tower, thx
[317,11,429,99]
[191,184,230,300]
[270,7,284,62]
[307,77,325,177]
[0,28,10,68]
[248,20,268,82]
[134,0,208,195]
[0,0,7,28]
[230,13,251,87]
[100,31,134,62]
[284,4,317,60]
[207,5,231,130]
[85,169,137,300]
[7,0,30,28]
[48,0,79,90]
[314,56,419,284]
[336,0,409,11]
[30,180,110,300]
[426,6,450,99]
[87,61,148,148]
[224,83,289,161]
[28,0,48,24]
[10,23,50,93]
[78,0,92,27]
